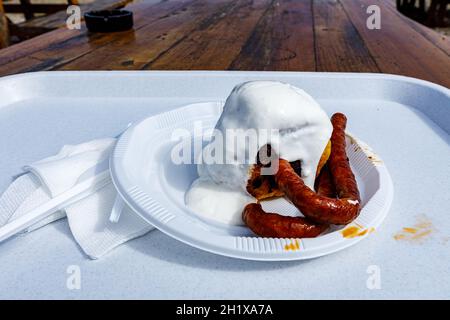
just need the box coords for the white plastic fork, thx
[0,170,111,243]
[109,195,125,223]
[108,123,133,223]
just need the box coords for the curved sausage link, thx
[242,165,332,238]
[242,203,328,238]
[275,113,360,225]
[328,113,360,202]
[315,165,336,198]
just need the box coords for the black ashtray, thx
[84,10,133,33]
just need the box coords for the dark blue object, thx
[84,10,133,33]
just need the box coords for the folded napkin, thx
[0,138,153,259]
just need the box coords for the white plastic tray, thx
[0,71,449,299]
[110,102,393,260]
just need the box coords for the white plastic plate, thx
[110,101,393,261]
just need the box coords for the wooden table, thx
[0,0,449,88]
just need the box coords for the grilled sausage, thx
[242,203,328,238]
[242,113,360,238]
[275,113,360,225]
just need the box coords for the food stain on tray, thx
[341,225,375,238]
[284,240,300,251]
[348,135,361,153]
[393,215,434,243]
[347,134,382,165]
[367,155,383,165]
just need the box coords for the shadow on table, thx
[50,215,316,271]
[126,230,315,271]
[47,197,315,271]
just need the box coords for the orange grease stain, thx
[393,215,434,243]
[341,226,374,238]
[394,234,406,240]
[403,227,417,234]
[284,240,300,251]
[412,230,432,240]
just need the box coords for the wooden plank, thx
[7,24,53,43]
[1,0,449,82]
[57,0,242,70]
[313,0,379,72]
[0,1,176,65]
[230,0,316,71]
[146,0,273,70]
[35,0,194,68]
[0,56,46,76]
[340,0,450,88]
[4,4,68,14]
[384,0,450,55]
[19,0,133,29]
[0,1,190,75]
[0,27,85,65]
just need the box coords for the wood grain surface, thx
[18,0,133,29]
[0,0,449,88]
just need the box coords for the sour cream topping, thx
[186,81,332,225]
